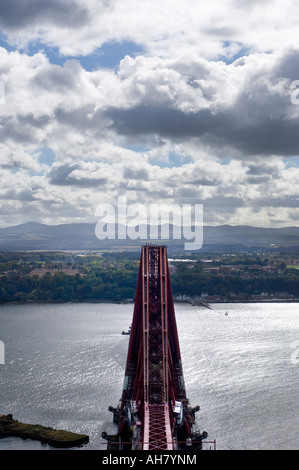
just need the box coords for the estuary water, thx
[0,301,298,450]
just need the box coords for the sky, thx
[0,0,299,228]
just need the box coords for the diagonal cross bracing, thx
[143,403,173,450]
[117,245,195,450]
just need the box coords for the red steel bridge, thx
[104,245,209,450]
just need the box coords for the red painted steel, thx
[115,245,204,450]
[143,403,173,450]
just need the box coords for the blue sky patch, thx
[150,152,193,168]
[37,147,56,166]
[95,40,144,69]
[220,41,251,65]
[284,156,299,169]
[12,39,145,71]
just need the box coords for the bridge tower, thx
[106,245,208,450]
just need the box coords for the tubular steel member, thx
[106,245,208,450]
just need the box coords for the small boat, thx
[121,325,131,335]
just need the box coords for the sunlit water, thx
[0,302,298,450]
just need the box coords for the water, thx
[0,302,298,450]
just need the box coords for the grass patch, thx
[0,414,89,448]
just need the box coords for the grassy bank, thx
[0,414,89,448]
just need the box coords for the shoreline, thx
[1,298,299,307]
[0,414,89,448]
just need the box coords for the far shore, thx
[1,298,299,307]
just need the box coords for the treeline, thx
[1,260,299,303]
[171,263,299,298]
[0,268,138,303]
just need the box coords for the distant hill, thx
[0,221,299,252]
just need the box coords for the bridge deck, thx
[108,245,209,450]
[143,403,173,450]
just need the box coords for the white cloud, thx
[0,0,299,228]
[2,0,299,60]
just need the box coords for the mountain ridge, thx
[0,221,299,251]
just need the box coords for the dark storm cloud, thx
[253,196,299,209]
[214,118,299,157]
[0,0,89,30]
[275,50,299,81]
[49,163,80,185]
[246,163,274,176]
[18,113,52,129]
[0,188,34,201]
[55,106,95,129]
[33,65,78,92]
[49,163,108,187]
[107,105,221,139]
[104,48,299,158]
[245,163,281,183]
[123,166,150,180]
[246,175,270,184]
[107,84,299,158]
[0,116,38,144]
[204,195,245,209]
[190,179,219,186]
[53,106,108,136]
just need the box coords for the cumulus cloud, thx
[0,0,89,30]
[105,52,299,158]
[0,0,298,59]
[1,38,299,160]
[0,0,299,228]
[48,161,120,187]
